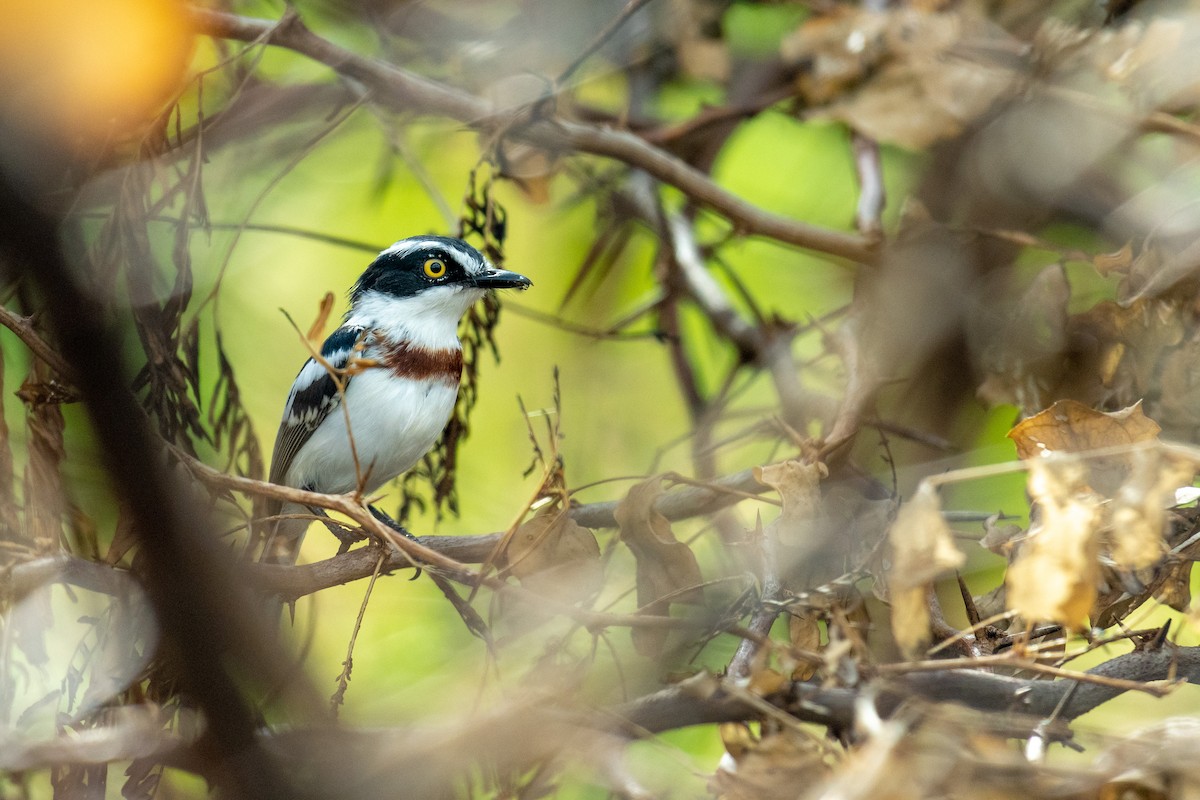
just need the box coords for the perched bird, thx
[263,235,531,563]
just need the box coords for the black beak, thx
[472,267,532,290]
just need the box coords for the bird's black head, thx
[351,236,531,301]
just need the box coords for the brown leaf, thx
[1009,400,1161,460]
[1006,458,1102,629]
[1110,449,1194,571]
[501,506,602,604]
[755,459,848,591]
[887,483,964,655]
[889,484,964,588]
[1154,561,1192,613]
[754,460,827,546]
[789,611,821,681]
[711,727,828,800]
[614,477,704,657]
[306,292,335,343]
[801,10,1014,148]
[1093,241,1134,275]
[1008,400,1163,497]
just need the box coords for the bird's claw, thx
[367,505,422,579]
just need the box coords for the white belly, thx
[284,369,459,495]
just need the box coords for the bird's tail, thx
[254,498,310,566]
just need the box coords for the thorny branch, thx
[9,642,1200,775]
[10,1,1200,796]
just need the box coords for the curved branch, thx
[188,7,877,264]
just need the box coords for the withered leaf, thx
[1007,458,1102,629]
[614,477,704,657]
[1008,400,1161,460]
[979,513,1024,558]
[501,506,602,605]
[1093,241,1134,275]
[887,483,964,656]
[306,292,335,343]
[889,484,964,588]
[711,727,828,800]
[789,611,821,681]
[1110,449,1193,571]
[754,459,827,549]
[799,10,1014,149]
[1154,561,1192,613]
[1009,400,1163,497]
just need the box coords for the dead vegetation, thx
[6,1,1200,798]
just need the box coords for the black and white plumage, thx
[264,236,531,563]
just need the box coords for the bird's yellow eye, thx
[423,258,447,279]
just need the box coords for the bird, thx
[262,235,531,564]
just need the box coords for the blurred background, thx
[6,0,1200,798]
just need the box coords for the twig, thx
[0,305,76,381]
[330,551,386,715]
[556,0,658,87]
[851,131,885,238]
[879,655,1177,697]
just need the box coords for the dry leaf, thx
[1093,241,1134,275]
[756,459,868,594]
[711,727,828,800]
[887,483,964,655]
[614,477,704,657]
[890,584,932,659]
[789,611,821,681]
[1006,458,1102,628]
[306,292,335,343]
[1008,400,1162,497]
[889,484,964,588]
[803,10,1014,148]
[501,507,602,604]
[754,459,827,549]
[979,513,1023,557]
[1154,561,1192,612]
[1008,400,1161,460]
[1110,449,1194,571]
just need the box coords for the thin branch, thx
[0,305,76,382]
[555,0,658,87]
[851,131,885,238]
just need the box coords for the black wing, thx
[269,325,366,488]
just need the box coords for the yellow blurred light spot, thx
[0,0,193,149]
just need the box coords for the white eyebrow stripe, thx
[380,238,446,258]
[377,238,490,275]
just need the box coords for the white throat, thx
[346,287,485,349]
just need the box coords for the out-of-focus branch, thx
[188,7,877,264]
[0,304,76,382]
[13,644,1200,775]
[851,131,885,238]
[0,142,302,799]
[16,456,768,603]
[2,708,190,772]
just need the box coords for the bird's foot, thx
[368,505,417,540]
[318,516,367,555]
[368,505,422,580]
